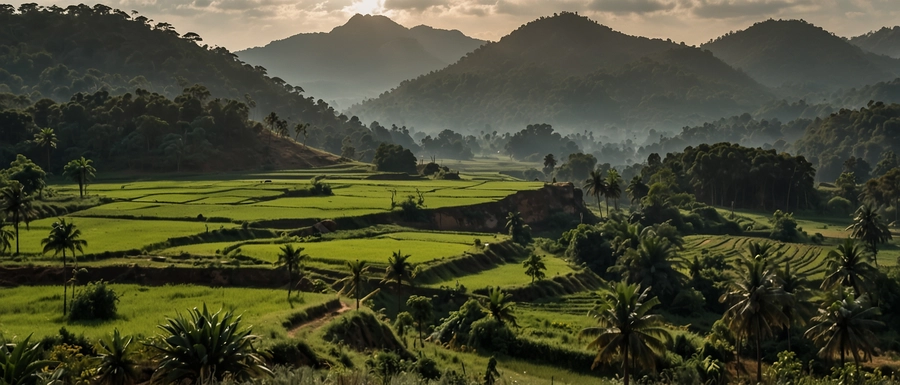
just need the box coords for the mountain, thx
[348,12,770,135]
[702,20,900,91]
[0,4,417,169]
[850,27,900,58]
[236,14,485,108]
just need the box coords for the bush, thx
[467,318,515,354]
[69,281,118,321]
[769,210,803,242]
[827,196,853,215]
[269,341,320,368]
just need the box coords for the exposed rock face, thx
[428,182,591,232]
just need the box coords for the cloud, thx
[588,0,676,15]
[689,0,807,19]
[384,0,449,12]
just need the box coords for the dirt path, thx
[287,302,352,337]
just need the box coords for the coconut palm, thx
[337,259,370,310]
[382,250,414,315]
[606,169,622,212]
[62,157,97,198]
[779,262,815,352]
[0,221,14,256]
[626,176,649,206]
[505,211,530,245]
[33,127,57,173]
[846,204,892,267]
[720,254,792,383]
[276,244,306,301]
[610,234,687,301]
[584,169,607,218]
[149,305,272,383]
[580,282,671,385]
[95,329,138,385]
[821,238,878,297]
[41,218,87,316]
[522,254,546,284]
[542,154,557,176]
[805,292,883,377]
[480,287,518,327]
[1,182,35,255]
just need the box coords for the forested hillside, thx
[349,12,771,134]
[851,26,900,58]
[702,19,900,92]
[0,4,371,144]
[237,14,485,108]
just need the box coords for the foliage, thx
[557,152,597,184]
[276,244,307,300]
[479,287,518,328]
[804,292,883,372]
[405,296,433,347]
[383,250,415,314]
[0,181,34,254]
[1,155,45,195]
[765,350,803,384]
[769,210,803,243]
[429,299,485,345]
[373,143,417,174]
[609,234,687,302]
[522,254,546,284]
[504,211,531,245]
[0,221,13,255]
[581,282,671,385]
[69,281,119,321]
[148,305,272,383]
[822,238,878,297]
[62,157,96,198]
[846,204,892,265]
[95,329,138,385]
[0,334,55,385]
[559,223,615,275]
[337,259,370,310]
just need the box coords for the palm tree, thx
[606,169,622,212]
[522,254,546,284]
[804,292,883,377]
[41,218,88,316]
[542,154,557,176]
[33,127,57,173]
[1,182,35,255]
[95,329,139,385]
[505,211,530,245]
[149,305,272,383]
[0,221,14,256]
[846,204,892,267]
[610,234,687,301]
[821,238,878,297]
[580,282,671,385]
[779,262,814,352]
[584,169,607,218]
[719,254,792,383]
[480,287,518,327]
[276,244,306,301]
[62,157,97,198]
[626,176,649,207]
[337,259,370,310]
[382,250,414,315]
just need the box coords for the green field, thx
[159,231,483,264]
[0,284,336,340]
[426,254,577,289]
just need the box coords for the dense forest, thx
[851,26,900,59]
[348,12,771,134]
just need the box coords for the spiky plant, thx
[95,329,138,385]
[0,334,56,385]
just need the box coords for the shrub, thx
[467,318,515,354]
[769,210,803,242]
[827,196,853,215]
[69,281,119,321]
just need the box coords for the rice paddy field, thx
[425,254,577,290]
[0,284,337,340]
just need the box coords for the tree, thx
[804,292,883,377]
[846,204,891,267]
[483,356,500,385]
[779,262,814,352]
[95,329,139,385]
[580,282,670,385]
[406,295,433,348]
[4,155,46,196]
[1,182,35,255]
[505,211,531,245]
[583,169,607,218]
[606,169,622,212]
[0,222,13,256]
[62,157,97,198]
[41,218,87,316]
[149,305,272,383]
[720,254,791,383]
[821,238,878,297]
[33,128,57,173]
[0,334,56,385]
[382,250,414,315]
[610,234,687,302]
[522,254,546,284]
[276,244,306,301]
[542,153,557,176]
[294,123,309,146]
[337,259,369,310]
[626,175,649,206]
[480,287,518,327]
[373,143,417,174]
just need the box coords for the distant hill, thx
[236,14,485,108]
[348,12,770,134]
[850,27,900,59]
[702,20,900,91]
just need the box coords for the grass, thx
[426,254,577,290]
[0,284,336,341]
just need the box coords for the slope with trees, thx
[850,26,900,59]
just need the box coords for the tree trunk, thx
[605,196,609,218]
[286,266,292,300]
[46,147,51,174]
[63,250,68,316]
[355,279,360,310]
[623,341,629,385]
[756,329,762,384]
[13,215,19,256]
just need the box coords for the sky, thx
[14,0,900,51]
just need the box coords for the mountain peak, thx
[332,13,408,37]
